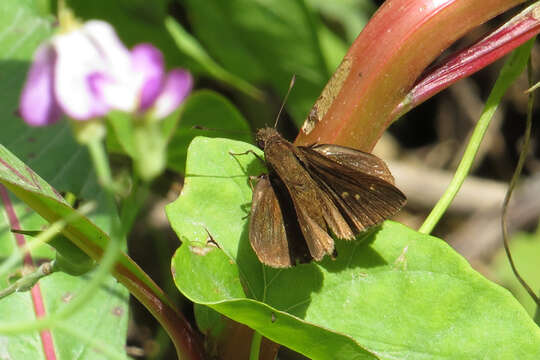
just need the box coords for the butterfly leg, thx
[229,149,265,165]
[240,175,264,220]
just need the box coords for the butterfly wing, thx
[280,179,340,260]
[299,145,407,235]
[249,175,294,267]
[262,139,350,261]
[310,144,396,184]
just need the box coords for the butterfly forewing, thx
[299,146,406,233]
[310,144,396,184]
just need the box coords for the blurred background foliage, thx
[28,0,540,357]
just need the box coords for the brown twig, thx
[500,57,540,306]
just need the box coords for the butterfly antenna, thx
[274,74,296,128]
[192,125,250,135]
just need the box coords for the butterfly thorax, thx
[255,128,305,176]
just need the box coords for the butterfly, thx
[248,127,406,268]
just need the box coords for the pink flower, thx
[19,20,192,126]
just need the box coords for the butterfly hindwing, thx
[249,175,293,267]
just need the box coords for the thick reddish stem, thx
[395,3,540,117]
[113,263,206,360]
[294,0,525,151]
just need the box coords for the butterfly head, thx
[255,127,281,150]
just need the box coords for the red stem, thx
[113,263,206,360]
[294,0,526,151]
[395,2,540,117]
[0,185,57,360]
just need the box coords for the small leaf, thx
[167,90,252,173]
[11,230,96,276]
[165,17,263,99]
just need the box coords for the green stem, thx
[418,107,492,234]
[87,138,114,192]
[419,40,535,234]
[501,58,540,307]
[0,262,53,299]
[249,331,263,360]
[119,177,149,235]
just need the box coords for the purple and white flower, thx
[19,20,192,126]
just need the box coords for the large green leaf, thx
[0,1,129,358]
[307,0,375,43]
[167,137,540,360]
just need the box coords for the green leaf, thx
[167,90,253,173]
[183,0,330,125]
[0,2,129,357]
[10,230,96,276]
[0,146,131,358]
[306,0,375,43]
[164,17,263,99]
[167,137,540,360]
[0,142,166,307]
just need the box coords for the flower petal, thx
[151,69,193,119]
[82,20,132,74]
[53,26,111,120]
[131,44,165,112]
[19,44,63,126]
[81,20,139,112]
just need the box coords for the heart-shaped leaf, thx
[167,136,540,359]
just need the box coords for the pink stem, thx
[0,185,57,360]
[394,3,540,118]
[294,0,526,151]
